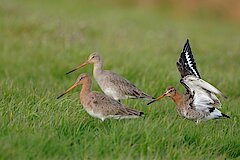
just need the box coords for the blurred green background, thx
[1,0,240,159]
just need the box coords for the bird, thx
[65,52,154,102]
[147,39,230,123]
[57,73,144,121]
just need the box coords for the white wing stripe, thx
[185,52,199,78]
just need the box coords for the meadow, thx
[0,0,240,159]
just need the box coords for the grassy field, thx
[1,0,240,159]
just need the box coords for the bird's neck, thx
[93,60,104,76]
[80,79,92,100]
[170,91,184,106]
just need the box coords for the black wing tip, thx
[143,95,155,100]
[179,39,201,79]
[139,111,144,117]
[138,94,155,100]
[185,39,190,45]
[183,39,191,52]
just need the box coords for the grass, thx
[0,0,240,159]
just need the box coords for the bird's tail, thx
[130,89,155,100]
[207,107,230,120]
[126,108,144,117]
[221,113,230,119]
[140,92,155,100]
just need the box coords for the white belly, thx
[94,75,128,100]
[85,108,106,121]
[103,88,127,100]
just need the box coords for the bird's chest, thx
[94,76,112,92]
[94,74,106,87]
[177,107,187,117]
[96,81,123,100]
[176,106,195,120]
[81,97,106,121]
[103,87,121,98]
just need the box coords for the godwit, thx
[66,53,154,102]
[148,39,230,123]
[57,73,144,121]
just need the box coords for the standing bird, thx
[66,53,154,102]
[148,39,230,123]
[57,73,144,121]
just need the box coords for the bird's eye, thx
[92,56,95,59]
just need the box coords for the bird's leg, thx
[100,119,107,131]
[102,119,111,131]
[195,120,200,125]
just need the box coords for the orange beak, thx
[66,61,89,75]
[57,83,78,99]
[147,93,167,105]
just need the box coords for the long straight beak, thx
[147,93,167,105]
[66,61,89,75]
[57,83,78,99]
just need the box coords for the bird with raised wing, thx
[66,53,154,102]
[57,73,144,121]
[148,39,230,123]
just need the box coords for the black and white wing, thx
[180,75,230,120]
[181,75,229,119]
[177,40,229,119]
[177,39,201,78]
[181,75,226,108]
[177,40,226,108]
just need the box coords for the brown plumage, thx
[57,73,144,121]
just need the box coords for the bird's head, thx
[164,86,177,97]
[75,73,90,85]
[66,52,101,75]
[57,73,90,99]
[87,52,101,64]
[147,86,176,105]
